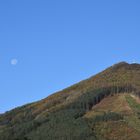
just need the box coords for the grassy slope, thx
[0,62,140,140]
[84,94,140,140]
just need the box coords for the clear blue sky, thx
[0,0,140,113]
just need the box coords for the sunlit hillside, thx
[0,62,140,140]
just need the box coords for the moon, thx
[11,59,18,65]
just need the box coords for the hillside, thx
[0,62,140,140]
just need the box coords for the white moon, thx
[11,59,18,65]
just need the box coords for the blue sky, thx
[0,0,140,113]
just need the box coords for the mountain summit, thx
[0,62,140,140]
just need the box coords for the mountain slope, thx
[0,62,140,140]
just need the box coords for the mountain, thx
[0,62,140,140]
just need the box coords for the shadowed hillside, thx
[0,62,140,140]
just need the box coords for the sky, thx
[0,0,140,113]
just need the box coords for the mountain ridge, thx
[0,61,140,140]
